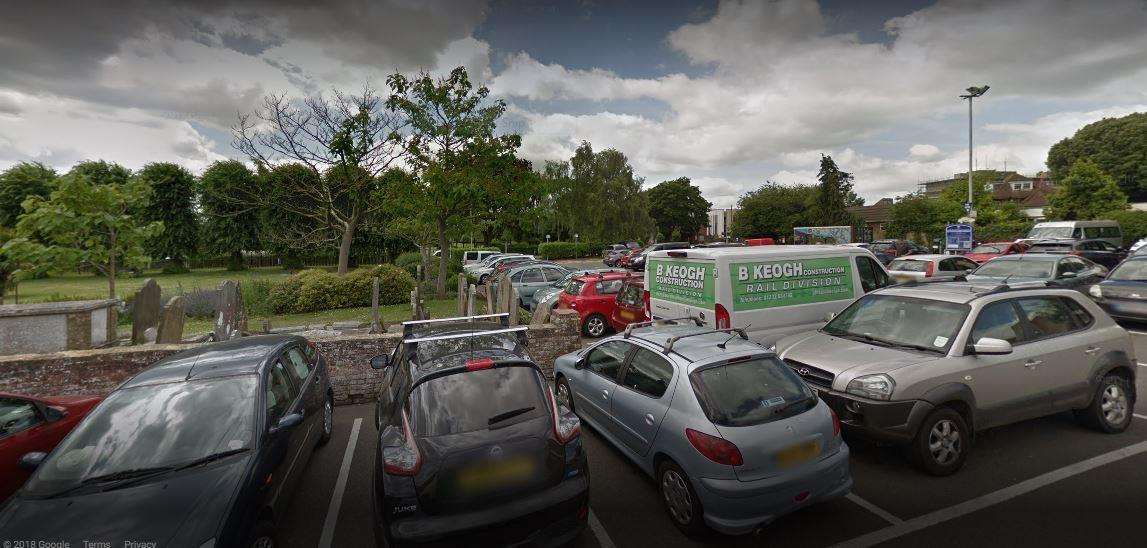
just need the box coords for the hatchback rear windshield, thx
[1028,226,1077,239]
[1028,243,1072,253]
[970,245,1002,254]
[888,259,929,272]
[410,366,546,436]
[690,357,815,427]
[972,259,1056,279]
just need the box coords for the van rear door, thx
[646,257,717,326]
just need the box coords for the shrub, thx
[537,241,604,260]
[1104,209,1147,245]
[180,287,220,319]
[490,241,538,255]
[267,269,328,313]
[269,265,415,314]
[241,279,275,317]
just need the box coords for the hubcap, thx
[323,400,333,436]
[661,470,693,525]
[928,419,962,466]
[587,317,605,336]
[1102,384,1128,425]
[253,536,274,548]
[556,383,572,411]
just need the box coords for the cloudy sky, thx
[2,0,1146,207]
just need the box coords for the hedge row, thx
[537,241,607,260]
[267,264,415,314]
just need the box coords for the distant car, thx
[1022,220,1123,248]
[886,254,979,283]
[966,254,1106,294]
[0,336,334,547]
[1091,256,1147,322]
[617,248,641,269]
[463,253,516,277]
[870,239,929,258]
[557,270,641,337]
[553,321,850,536]
[1129,237,1147,253]
[470,254,536,284]
[531,268,619,311]
[629,242,690,271]
[964,241,1029,263]
[460,249,500,266]
[603,244,630,266]
[369,315,588,546]
[608,275,648,332]
[1026,239,1127,269]
[0,393,101,501]
[499,262,572,310]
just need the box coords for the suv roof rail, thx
[402,313,509,336]
[623,316,704,338]
[662,327,747,354]
[897,275,968,288]
[971,280,1054,296]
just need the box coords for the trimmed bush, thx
[490,241,538,255]
[269,265,415,314]
[537,241,605,260]
[1105,209,1147,245]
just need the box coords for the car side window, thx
[1016,297,1077,340]
[585,341,632,380]
[1083,227,1100,239]
[0,397,43,439]
[543,268,567,282]
[970,301,1024,345]
[1062,297,1095,329]
[620,348,674,398]
[954,258,978,271]
[284,347,312,382]
[266,360,296,423]
[521,268,545,283]
[1058,258,1084,275]
[856,256,889,292]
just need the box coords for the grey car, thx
[553,321,851,536]
[966,253,1107,294]
[500,262,572,310]
[776,282,1136,476]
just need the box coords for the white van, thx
[645,245,892,345]
[461,249,501,266]
[1024,220,1123,247]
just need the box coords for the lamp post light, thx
[958,85,989,221]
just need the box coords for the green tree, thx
[0,162,57,228]
[1046,159,1129,220]
[813,155,859,225]
[542,142,655,244]
[135,162,199,272]
[68,160,132,186]
[7,172,161,298]
[731,182,818,240]
[886,194,958,243]
[647,177,712,241]
[200,160,262,270]
[387,66,522,297]
[1047,112,1147,200]
[254,163,325,269]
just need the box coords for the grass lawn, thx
[14,267,293,303]
[183,298,462,334]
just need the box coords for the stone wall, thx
[0,312,585,406]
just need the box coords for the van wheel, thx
[583,314,608,338]
[909,408,968,476]
[657,461,709,538]
[1077,374,1133,433]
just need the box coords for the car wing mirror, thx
[43,405,67,422]
[19,452,47,471]
[270,413,304,435]
[823,311,837,322]
[574,357,586,370]
[1058,271,1077,279]
[972,337,1012,355]
[370,354,391,370]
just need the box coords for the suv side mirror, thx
[370,354,391,370]
[972,337,1013,355]
[1058,271,1078,279]
[19,452,47,471]
[270,413,304,436]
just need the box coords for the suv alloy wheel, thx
[1077,373,1134,433]
[910,408,969,476]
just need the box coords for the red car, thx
[1,392,101,500]
[964,241,1030,263]
[557,271,640,337]
[608,275,649,332]
[617,249,640,269]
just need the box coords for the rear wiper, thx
[772,396,812,416]
[488,406,535,425]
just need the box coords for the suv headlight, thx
[1089,285,1103,299]
[846,374,896,401]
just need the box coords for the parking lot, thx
[280,328,1147,548]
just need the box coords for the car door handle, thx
[601,389,609,400]
[1084,346,1102,355]
[1025,360,1043,369]
[644,413,655,425]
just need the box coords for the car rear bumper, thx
[696,444,852,535]
[814,387,933,443]
[1098,299,1147,322]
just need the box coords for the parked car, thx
[693,241,745,248]
[1090,255,1147,323]
[1025,239,1127,269]
[500,262,572,310]
[966,254,1107,293]
[463,253,516,276]
[608,275,649,332]
[629,242,691,271]
[369,315,588,546]
[1130,237,1147,253]
[558,270,641,337]
[777,282,1135,476]
[460,249,500,266]
[1023,220,1123,247]
[0,392,101,501]
[603,244,630,267]
[0,335,334,547]
[618,248,642,269]
[886,254,979,283]
[553,321,851,536]
[645,245,893,345]
[964,241,1030,263]
[869,239,929,258]
[470,254,536,284]
[530,268,619,311]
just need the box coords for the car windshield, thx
[970,245,1002,254]
[23,375,257,496]
[565,279,586,295]
[410,366,546,436]
[870,243,894,252]
[1028,226,1075,239]
[972,259,1056,279]
[1028,243,1072,253]
[888,259,930,272]
[823,294,969,354]
[1108,260,1147,281]
[690,356,815,427]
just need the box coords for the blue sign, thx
[946,224,974,251]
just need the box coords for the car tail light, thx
[830,407,841,438]
[643,290,651,317]
[715,303,730,329]
[546,385,581,444]
[924,261,935,277]
[685,428,743,466]
[465,358,495,371]
[383,411,422,476]
[1069,250,1083,256]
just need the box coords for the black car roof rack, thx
[402,313,509,336]
[662,327,747,354]
[971,281,1055,296]
[404,326,528,345]
[623,316,704,338]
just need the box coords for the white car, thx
[887,254,979,283]
[1129,237,1147,252]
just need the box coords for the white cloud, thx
[909,144,941,159]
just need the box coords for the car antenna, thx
[718,324,750,349]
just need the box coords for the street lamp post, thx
[958,85,989,220]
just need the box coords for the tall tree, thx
[543,142,655,243]
[387,66,521,297]
[1046,159,1129,220]
[886,194,957,243]
[199,160,262,270]
[0,162,56,228]
[135,162,199,272]
[1047,111,1147,200]
[813,155,857,225]
[647,177,712,241]
[232,87,405,274]
[68,160,131,186]
[254,163,326,268]
[731,182,818,240]
[7,171,160,298]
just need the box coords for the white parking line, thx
[588,509,617,548]
[845,493,904,525]
[831,440,1147,548]
[1135,413,1147,421]
[319,418,362,548]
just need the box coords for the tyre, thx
[657,461,709,538]
[582,314,608,338]
[555,376,575,413]
[317,395,334,446]
[1077,373,1134,433]
[909,407,969,476]
[250,521,277,548]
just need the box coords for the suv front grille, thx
[784,359,835,389]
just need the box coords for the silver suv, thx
[775,281,1137,475]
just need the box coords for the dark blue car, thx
[1092,255,1147,323]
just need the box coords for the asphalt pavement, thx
[279,328,1147,548]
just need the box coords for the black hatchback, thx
[0,335,333,548]
[370,314,588,547]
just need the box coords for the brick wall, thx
[0,313,584,406]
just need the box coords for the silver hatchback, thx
[553,321,852,537]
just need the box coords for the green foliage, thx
[1102,209,1147,245]
[731,183,818,239]
[540,143,656,243]
[255,163,325,263]
[886,194,956,243]
[490,242,538,255]
[1047,112,1147,200]
[67,160,131,186]
[814,155,860,225]
[268,265,415,314]
[537,241,602,260]
[1046,159,1128,220]
[135,162,199,268]
[394,251,422,277]
[647,177,711,241]
[199,160,262,270]
[0,162,57,228]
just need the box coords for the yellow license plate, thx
[456,456,535,493]
[776,441,821,467]
[619,309,635,320]
[893,274,915,283]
